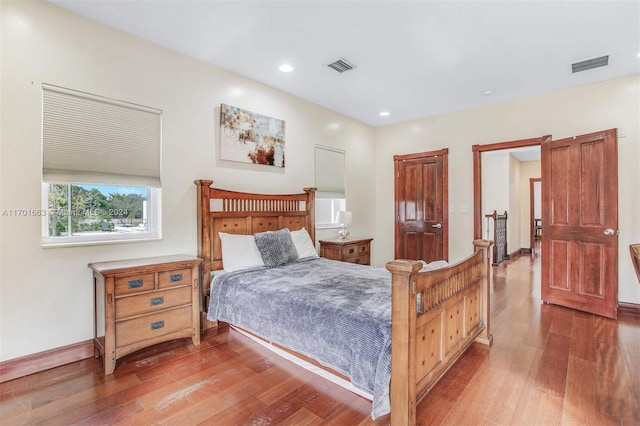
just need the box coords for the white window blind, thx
[42,84,162,187]
[314,145,345,198]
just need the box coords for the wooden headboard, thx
[194,179,316,328]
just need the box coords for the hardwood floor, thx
[2,252,639,425]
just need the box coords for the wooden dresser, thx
[319,238,373,265]
[89,255,202,374]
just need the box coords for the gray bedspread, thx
[207,257,392,419]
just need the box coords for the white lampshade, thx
[336,210,353,225]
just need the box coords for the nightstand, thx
[319,238,373,265]
[89,254,203,374]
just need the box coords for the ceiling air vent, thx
[327,58,355,73]
[571,55,609,73]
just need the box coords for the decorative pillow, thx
[254,228,299,268]
[218,232,265,272]
[290,228,318,259]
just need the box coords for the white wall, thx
[482,155,540,253]
[481,151,510,241]
[518,162,541,249]
[480,151,512,250]
[481,150,520,248]
[375,75,640,305]
[0,1,376,361]
[508,154,520,254]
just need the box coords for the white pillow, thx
[419,260,449,271]
[290,228,318,259]
[210,269,226,279]
[218,232,265,272]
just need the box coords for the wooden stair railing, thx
[485,210,509,265]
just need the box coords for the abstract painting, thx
[219,104,286,168]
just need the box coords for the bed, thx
[195,179,493,425]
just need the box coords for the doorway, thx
[472,136,549,244]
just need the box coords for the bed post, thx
[194,180,213,276]
[386,259,423,426]
[303,187,316,244]
[194,179,216,330]
[473,239,494,346]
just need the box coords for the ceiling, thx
[508,146,540,162]
[48,1,640,127]
[487,146,541,162]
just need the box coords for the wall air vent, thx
[327,58,355,73]
[571,55,609,73]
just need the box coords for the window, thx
[314,145,346,228]
[315,197,346,228]
[44,183,159,239]
[41,84,162,246]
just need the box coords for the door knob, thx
[432,223,442,229]
[604,228,615,236]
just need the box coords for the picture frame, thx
[219,104,286,168]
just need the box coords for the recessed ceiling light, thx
[278,64,294,72]
[379,111,390,117]
[482,89,494,95]
[637,52,640,58]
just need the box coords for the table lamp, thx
[336,210,352,240]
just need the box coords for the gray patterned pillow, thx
[254,228,299,268]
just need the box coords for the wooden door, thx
[541,129,618,319]
[394,149,448,262]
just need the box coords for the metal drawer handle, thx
[150,320,164,330]
[169,273,183,282]
[355,258,361,264]
[149,297,164,306]
[348,248,354,254]
[128,279,144,289]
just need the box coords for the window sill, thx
[42,235,161,248]
[315,224,341,230]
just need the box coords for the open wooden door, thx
[394,149,448,262]
[541,129,618,319]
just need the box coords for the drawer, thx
[158,268,192,289]
[345,255,369,265]
[115,273,155,296]
[343,243,369,258]
[115,286,192,320]
[321,246,343,261]
[116,306,192,348]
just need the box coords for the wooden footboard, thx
[386,239,493,425]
